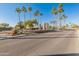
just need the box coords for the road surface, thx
[0,30,79,56]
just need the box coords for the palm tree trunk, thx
[58,13,61,29]
[24,12,26,29]
[64,19,65,26]
[30,12,31,20]
[18,13,21,29]
[60,20,62,28]
[24,12,26,21]
[54,15,57,29]
[38,16,40,29]
[59,13,62,29]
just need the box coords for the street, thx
[0,30,79,56]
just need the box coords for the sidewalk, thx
[0,32,38,40]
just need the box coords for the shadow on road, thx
[44,53,79,56]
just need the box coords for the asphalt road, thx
[0,30,79,56]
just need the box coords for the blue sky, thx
[0,3,79,26]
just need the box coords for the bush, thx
[59,26,67,30]
[71,24,78,29]
[52,26,58,30]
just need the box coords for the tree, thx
[58,3,64,28]
[52,7,58,15]
[0,23,12,31]
[24,19,38,29]
[0,23,9,28]
[31,19,38,25]
[40,13,43,16]
[51,7,58,28]
[27,6,32,20]
[51,4,67,30]
[34,10,40,24]
[58,3,64,13]
[22,6,27,21]
[24,20,33,29]
[62,14,67,26]
[16,7,21,29]
[71,23,78,29]
[15,21,24,30]
[22,6,27,28]
[34,10,43,28]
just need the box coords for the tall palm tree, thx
[34,10,43,21]
[22,6,27,21]
[51,4,67,29]
[52,7,58,15]
[51,7,58,28]
[22,6,27,29]
[62,14,67,26]
[34,10,42,29]
[34,10,40,22]
[16,7,21,28]
[58,3,64,28]
[39,13,43,29]
[58,4,64,13]
[27,6,32,20]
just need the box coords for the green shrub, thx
[52,26,58,30]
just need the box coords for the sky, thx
[0,3,79,26]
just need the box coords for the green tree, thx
[51,7,58,28]
[62,14,67,26]
[58,3,64,13]
[34,10,43,28]
[16,7,21,29]
[51,4,67,29]
[58,3,64,28]
[22,6,27,21]
[0,23,9,28]
[34,10,40,24]
[15,21,24,29]
[22,6,27,28]
[71,23,78,29]
[31,19,38,25]
[24,19,38,29]
[27,6,32,20]
[52,7,58,15]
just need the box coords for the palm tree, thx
[51,4,67,29]
[27,6,32,20]
[34,10,40,28]
[22,6,27,21]
[52,7,58,15]
[34,10,40,23]
[22,6,27,29]
[40,13,43,16]
[16,7,21,29]
[34,10,43,29]
[58,3,64,28]
[62,14,67,26]
[51,7,58,28]
[58,4,64,13]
